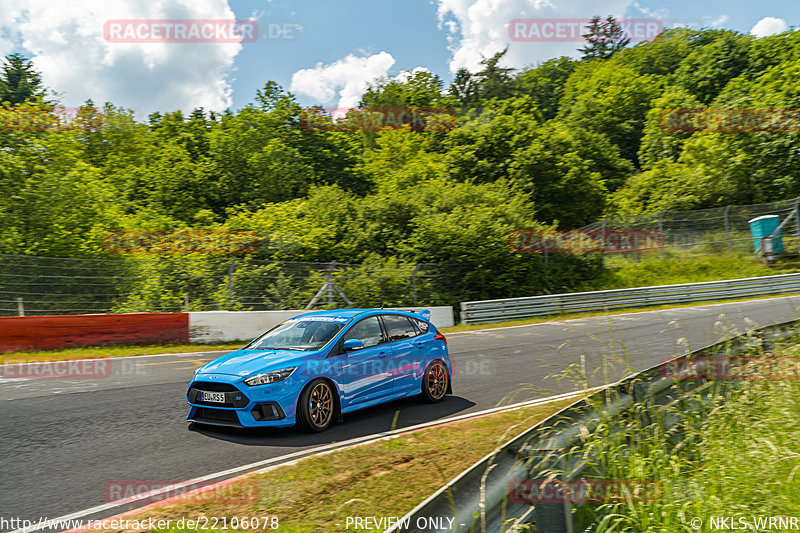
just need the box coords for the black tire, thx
[421,359,450,403]
[296,379,336,432]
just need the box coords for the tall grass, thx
[584,252,799,293]
[506,326,800,532]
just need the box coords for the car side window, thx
[411,318,430,334]
[382,315,418,342]
[343,316,384,348]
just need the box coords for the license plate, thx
[201,391,226,403]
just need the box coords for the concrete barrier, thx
[188,306,455,343]
[0,307,455,352]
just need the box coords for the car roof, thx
[292,308,427,321]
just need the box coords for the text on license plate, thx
[202,391,226,403]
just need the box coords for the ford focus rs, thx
[186,308,451,432]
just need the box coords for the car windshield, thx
[246,318,346,351]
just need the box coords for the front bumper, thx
[186,375,299,428]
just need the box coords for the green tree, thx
[579,16,630,61]
[674,31,751,104]
[360,70,444,108]
[448,68,477,107]
[558,60,663,164]
[473,47,515,101]
[0,53,47,105]
[513,57,576,120]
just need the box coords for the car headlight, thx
[244,367,297,387]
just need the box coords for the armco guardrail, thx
[386,319,800,533]
[460,273,800,324]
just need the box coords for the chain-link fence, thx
[5,198,799,317]
[583,197,800,258]
[0,255,467,317]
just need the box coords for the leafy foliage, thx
[4,26,800,305]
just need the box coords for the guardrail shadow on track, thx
[387,319,800,532]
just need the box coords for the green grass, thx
[532,336,800,532]
[86,397,580,533]
[585,252,798,292]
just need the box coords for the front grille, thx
[193,407,241,426]
[188,382,249,408]
[192,381,239,392]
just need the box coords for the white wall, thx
[189,307,455,343]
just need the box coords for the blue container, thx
[749,215,785,253]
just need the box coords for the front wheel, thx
[296,379,335,432]
[421,360,449,403]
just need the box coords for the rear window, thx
[382,315,418,342]
[411,318,430,334]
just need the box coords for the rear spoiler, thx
[389,308,431,322]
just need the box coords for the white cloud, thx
[0,0,242,116]
[289,51,396,108]
[436,0,636,73]
[708,15,729,28]
[392,66,432,83]
[750,17,788,38]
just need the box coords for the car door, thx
[335,316,393,407]
[379,314,423,393]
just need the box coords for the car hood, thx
[196,348,311,378]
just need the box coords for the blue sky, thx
[0,0,797,117]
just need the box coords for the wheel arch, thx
[297,376,343,423]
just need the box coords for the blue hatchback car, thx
[186,308,451,432]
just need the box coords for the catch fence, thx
[0,254,461,317]
[583,197,800,257]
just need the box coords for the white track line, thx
[10,388,598,533]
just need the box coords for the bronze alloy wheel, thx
[297,378,336,432]
[423,360,449,402]
[309,381,333,429]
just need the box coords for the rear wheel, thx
[297,379,335,432]
[421,360,449,403]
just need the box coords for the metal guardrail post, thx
[724,204,731,253]
[795,199,800,252]
[227,258,237,309]
[529,455,575,533]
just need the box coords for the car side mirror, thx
[342,339,364,352]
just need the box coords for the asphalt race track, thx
[2,295,800,530]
